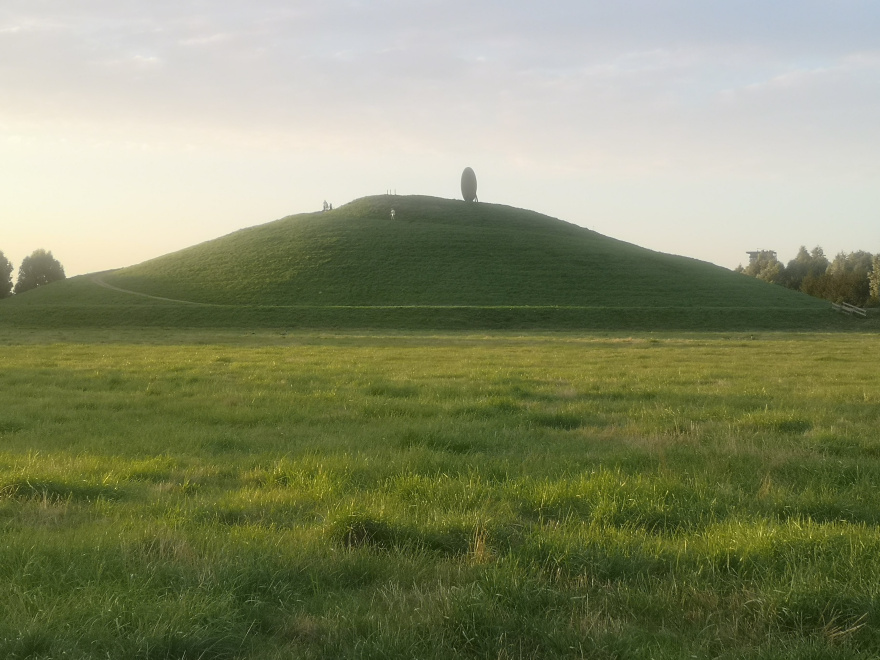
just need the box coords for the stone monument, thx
[461,167,478,202]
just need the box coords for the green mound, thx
[102,195,819,308]
[1,195,863,330]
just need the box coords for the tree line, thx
[736,246,880,307]
[0,249,66,299]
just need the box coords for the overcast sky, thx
[2,1,879,276]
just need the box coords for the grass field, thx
[2,328,879,658]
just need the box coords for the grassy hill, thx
[0,194,866,330]
[101,195,822,308]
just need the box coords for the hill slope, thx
[103,195,818,308]
[3,195,860,330]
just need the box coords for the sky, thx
[2,1,879,277]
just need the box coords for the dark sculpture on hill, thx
[461,167,478,202]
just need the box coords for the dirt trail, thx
[90,274,217,306]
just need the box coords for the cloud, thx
[178,32,230,47]
[1,0,878,181]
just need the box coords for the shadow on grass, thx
[329,512,477,557]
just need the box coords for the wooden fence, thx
[831,302,868,317]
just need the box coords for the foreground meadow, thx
[1,329,879,659]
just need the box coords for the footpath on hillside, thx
[90,275,217,306]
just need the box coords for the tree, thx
[869,255,880,304]
[822,251,873,306]
[791,249,875,307]
[0,251,12,299]
[739,244,877,307]
[828,250,873,277]
[783,245,828,291]
[736,251,785,284]
[14,249,66,294]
